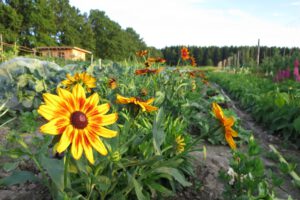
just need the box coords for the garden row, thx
[209,72,300,148]
[0,54,298,199]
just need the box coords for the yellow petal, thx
[71,130,83,160]
[40,117,69,135]
[223,116,235,127]
[84,93,100,115]
[225,133,236,150]
[226,127,238,137]
[145,98,155,104]
[116,94,131,104]
[57,87,76,112]
[72,84,86,100]
[96,103,110,115]
[38,105,55,120]
[96,126,117,138]
[137,102,146,112]
[83,93,100,112]
[86,132,108,155]
[212,102,224,121]
[82,130,94,164]
[43,93,62,107]
[99,113,118,126]
[144,104,158,112]
[56,125,74,153]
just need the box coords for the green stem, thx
[87,183,95,200]
[269,144,300,188]
[64,150,71,189]
[30,154,50,189]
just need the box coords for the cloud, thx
[69,0,300,48]
[290,1,300,6]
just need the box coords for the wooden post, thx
[14,42,17,55]
[90,54,93,64]
[0,34,3,62]
[237,50,240,67]
[256,39,260,67]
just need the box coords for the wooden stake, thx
[256,39,260,67]
[0,34,3,62]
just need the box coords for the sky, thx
[69,0,300,48]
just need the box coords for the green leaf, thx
[152,108,165,155]
[154,91,165,105]
[0,171,38,186]
[94,175,111,192]
[35,80,44,92]
[133,177,147,200]
[154,167,192,187]
[274,93,289,108]
[3,162,19,172]
[21,96,34,108]
[39,154,64,190]
[147,182,173,196]
[293,117,300,132]
[17,74,30,87]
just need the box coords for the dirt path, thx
[216,84,300,199]
[173,84,300,200]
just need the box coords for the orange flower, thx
[188,71,196,78]
[136,50,148,57]
[146,57,166,63]
[116,94,158,112]
[190,56,197,67]
[147,57,157,63]
[154,57,166,63]
[199,72,206,79]
[108,78,117,89]
[135,67,164,75]
[212,103,238,150]
[181,47,190,61]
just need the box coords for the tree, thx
[0,2,22,43]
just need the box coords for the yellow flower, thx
[175,135,186,154]
[38,84,118,164]
[116,94,158,112]
[192,80,196,91]
[212,102,238,150]
[61,72,96,92]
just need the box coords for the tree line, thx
[161,46,300,67]
[0,0,155,61]
[1,0,298,65]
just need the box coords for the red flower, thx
[181,47,190,60]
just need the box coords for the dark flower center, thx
[71,111,88,129]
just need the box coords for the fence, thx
[0,34,35,62]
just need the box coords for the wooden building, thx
[36,46,92,61]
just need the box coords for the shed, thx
[36,46,92,61]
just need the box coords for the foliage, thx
[161,45,299,67]
[0,57,207,199]
[209,72,300,147]
[0,0,147,61]
[220,136,292,200]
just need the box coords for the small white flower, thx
[227,167,237,185]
